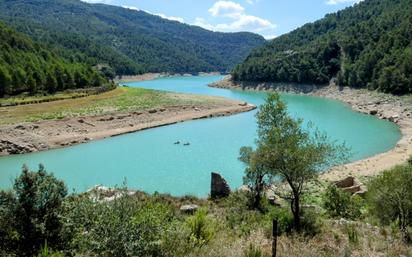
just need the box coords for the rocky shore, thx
[0,99,255,156]
[210,77,412,180]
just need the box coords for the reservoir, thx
[0,76,401,196]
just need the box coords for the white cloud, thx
[245,0,259,4]
[155,13,184,23]
[122,6,184,23]
[326,0,363,5]
[264,34,276,40]
[122,5,139,11]
[209,1,244,18]
[194,1,276,38]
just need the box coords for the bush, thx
[0,164,67,257]
[186,209,215,247]
[265,207,293,235]
[300,209,322,236]
[322,185,363,220]
[63,193,176,257]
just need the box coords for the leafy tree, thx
[0,164,67,257]
[239,146,272,211]
[367,164,412,243]
[244,93,347,231]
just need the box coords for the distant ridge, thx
[232,0,412,95]
[0,0,266,76]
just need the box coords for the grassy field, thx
[0,87,226,125]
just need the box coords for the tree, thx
[239,146,272,211]
[245,93,347,231]
[367,164,412,243]
[0,66,11,97]
[0,164,67,256]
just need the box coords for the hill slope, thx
[232,0,412,95]
[0,22,106,97]
[0,0,265,75]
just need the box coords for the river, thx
[0,75,401,196]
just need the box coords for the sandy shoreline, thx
[0,97,255,156]
[210,77,412,181]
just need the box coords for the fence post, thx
[272,219,278,257]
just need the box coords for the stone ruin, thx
[210,172,231,199]
[334,176,367,197]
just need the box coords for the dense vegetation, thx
[0,0,265,76]
[0,23,107,97]
[232,0,412,95]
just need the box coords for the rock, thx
[15,125,25,130]
[211,172,231,199]
[180,204,199,214]
[369,110,378,115]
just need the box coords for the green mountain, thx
[232,0,412,95]
[0,22,106,97]
[0,0,265,76]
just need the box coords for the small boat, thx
[183,142,190,146]
[174,141,181,145]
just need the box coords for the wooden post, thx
[272,219,278,257]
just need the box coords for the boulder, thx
[211,172,231,199]
[180,204,199,214]
[334,176,355,188]
[369,110,378,115]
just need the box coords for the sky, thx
[81,0,363,39]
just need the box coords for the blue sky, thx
[82,0,362,39]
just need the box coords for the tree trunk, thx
[292,194,301,231]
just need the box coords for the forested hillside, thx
[0,23,106,97]
[0,0,265,75]
[232,0,412,95]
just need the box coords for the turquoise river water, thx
[0,76,401,196]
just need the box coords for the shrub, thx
[322,185,363,220]
[37,242,64,257]
[300,209,322,236]
[186,209,215,247]
[367,164,412,242]
[63,193,175,256]
[265,207,293,235]
[0,164,67,257]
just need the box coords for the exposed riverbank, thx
[210,77,412,180]
[115,72,222,83]
[0,86,255,156]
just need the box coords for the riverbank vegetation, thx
[232,0,412,95]
[1,94,411,256]
[0,87,224,125]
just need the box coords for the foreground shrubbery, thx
[0,164,412,257]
